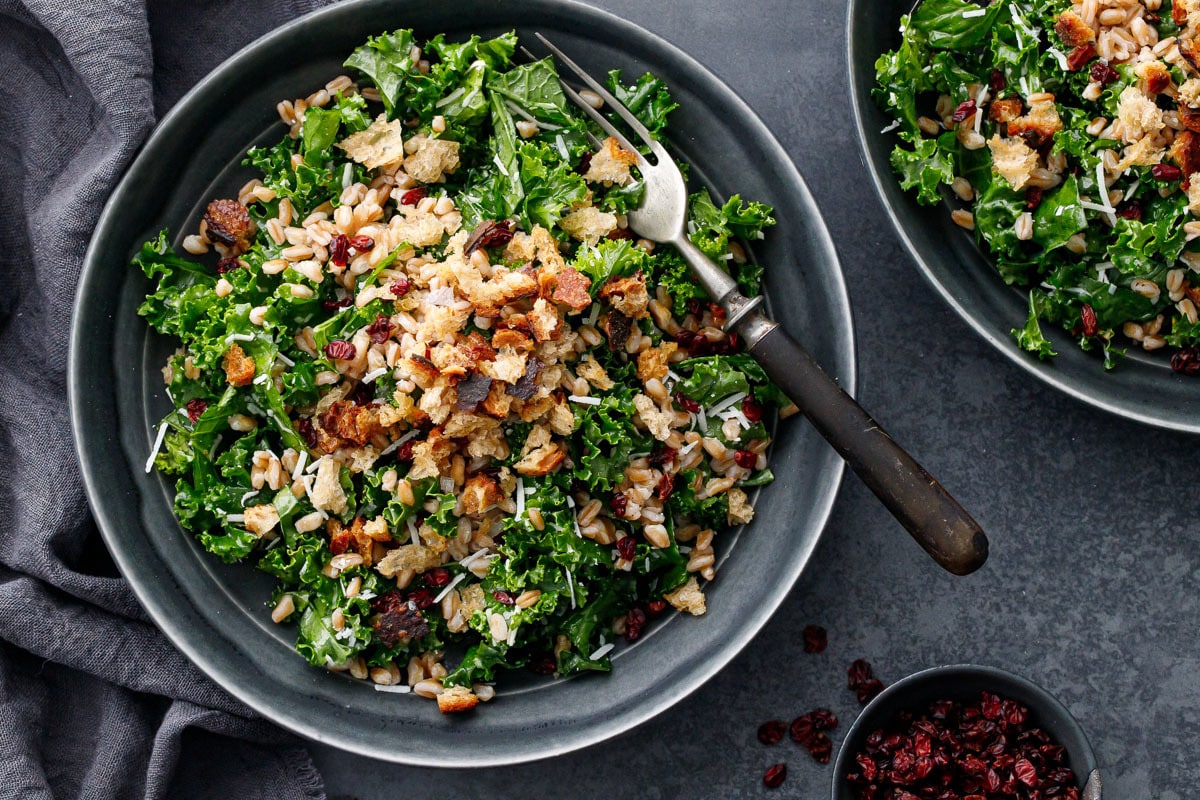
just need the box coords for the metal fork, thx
[537,33,987,575]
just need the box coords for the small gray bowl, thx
[832,665,1101,799]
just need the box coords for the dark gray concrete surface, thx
[313,1,1197,797]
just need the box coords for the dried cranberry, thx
[741,396,764,423]
[981,692,1002,720]
[857,679,885,705]
[296,417,318,448]
[686,298,703,316]
[674,392,700,413]
[811,708,838,730]
[615,535,638,561]
[673,329,696,348]
[1152,163,1183,181]
[757,719,786,745]
[610,493,629,518]
[400,187,428,206]
[329,234,351,267]
[1066,43,1096,71]
[216,256,240,274]
[424,568,451,587]
[789,714,813,744]
[1116,202,1142,221]
[1025,186,1044,210]
[324,339,356,360]
[528,656,556,675]
[656,472,675,501]
[808,732,833,764]
[802,624,827,653]
[646,599,668,618]
[951,100,977,123]
[576,152,593,176]
[185,398,208,423]
[322,297,353,312]
[733,449,757,470]
[366,314,394,344]
[1080,302,1099,335]
[395,440,415,461]
[349,235,375,252]
[492,590,515,606]
[389,277,412,297]
[847,658,874,689]
[989,69,1007,93]
[624,607,647,641]
[648,446,676,466]
[1089,60,1119,85]
[407,588,435,610]
[762,763,787,789]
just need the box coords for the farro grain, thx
[271,594,295,623]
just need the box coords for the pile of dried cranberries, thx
[845,691,1078,800]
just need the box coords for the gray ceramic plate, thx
[848,0,1200,432]
[69,0,853,766]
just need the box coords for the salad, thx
[138,28,790,712]
[876,0,1200,372]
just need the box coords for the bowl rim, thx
[830,663,1099,799]
[845,1,1200,435]
[68,0,857,766]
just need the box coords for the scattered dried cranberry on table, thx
[802,624,828,653]
[848,658,887,705]
[844,692,1078,800]
[762,763,787,789]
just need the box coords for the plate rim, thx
[70,0,856,766]
[846,0,1200,434]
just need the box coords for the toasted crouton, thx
[403,135,461,184]
[559,206,618,244]
[633,393,675,442]
[1116,85,1163,143]
[583,136,638,186]
[551,267,593,311]
[243,504,279,536]
[437,685,479,714]
[338,114,407,169]
[1139,60,1171,95]
[726,488,755,526]
[599,271,650,319]
[636,342,678,382]
[1054,10,1094,47]
[665,577,707,616]
[988,97,1024,124]
[986,134,1039,190]
[528,298,563,342]
[203,199,255,248]
[223,344,256,387]
[513,441,566,476]
[1180,79,1200,107]
[1116,136,1164,171]
[576,355,614,390]
[459,473,503,516]
[1005,93,1062,147]
[375,543,443,577]
[1171,130,1200,181]
[310,458,348,515]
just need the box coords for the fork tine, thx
[534,33,658,152]
[520,43,641,159]
[557,79,645,161]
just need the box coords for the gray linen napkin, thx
[0,1,337,797]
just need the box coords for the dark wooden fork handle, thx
[744,318,988,575]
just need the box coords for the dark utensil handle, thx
[746,322,988,575]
